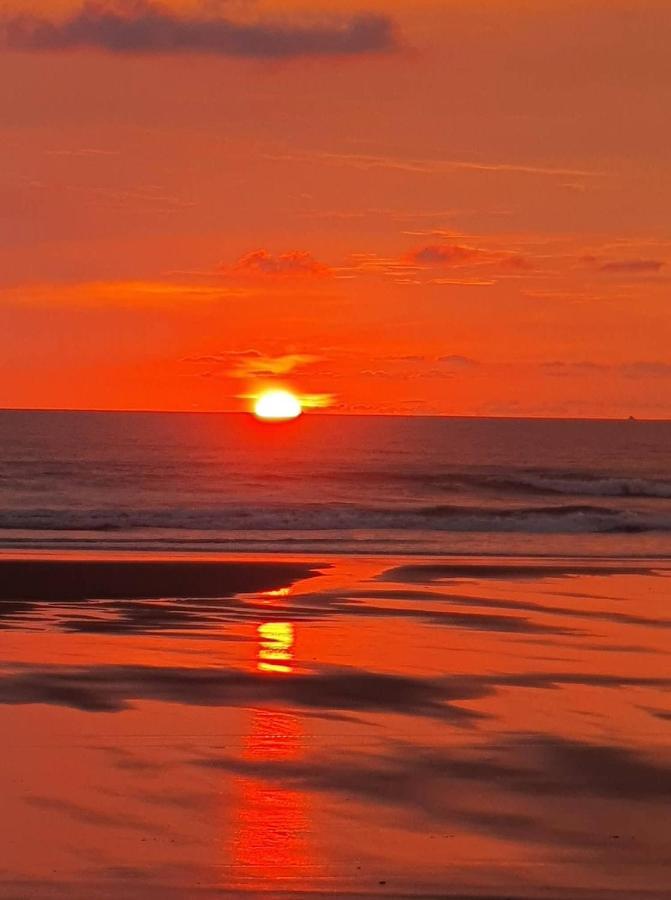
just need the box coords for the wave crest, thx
[0,503,668,535]
[459,472,671,500]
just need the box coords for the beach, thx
[1,551,670,898]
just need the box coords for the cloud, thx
[233,351,317,379]
[623,361,671,379]
[437,355,480,369]
[647,707,671,722]
[225,249,333,279]
[345,243,531,285]
[183,348,334,404]
[299,392,334,410]
[430,278,497,286]
[3,280,250,309]
[183,349,319,379]
[600,259,665,274]
[408,243,532,272]
[46,147,119,158]
[541,360,671,380]
[523,289,622,303]
[0,1,399,59]
[348,252,422,280]
[183,349,262,365]
[268,150,602,179]
[411,244,492,266]
[541,360,607,377]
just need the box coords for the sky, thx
[1,0,670,417]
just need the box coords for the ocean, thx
[2,409,671,558]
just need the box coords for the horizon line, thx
[0,406,665,423]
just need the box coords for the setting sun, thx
[253,389,303,421]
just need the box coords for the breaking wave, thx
[0,503,669,535]
[459,472,671,500]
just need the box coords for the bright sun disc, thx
[253,389,303,421]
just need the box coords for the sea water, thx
[2,409,671,557]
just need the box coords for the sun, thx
[253,389,303,421]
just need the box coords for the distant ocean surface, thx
[2,409,671,558]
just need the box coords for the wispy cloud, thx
[3,280,248,308]
[348,252,421,280]
[412,244,490,266]
[437,355,480,370]
[579,254,667,275]
[184,349,318,380]
[541,360,671,379]
[1,1,399,59]
[408,242,533,273]
[230,351,318,379]
[298,392,334,410]
[267,149,604,179]
[223,249,333,279]
[430,278,496,286]
[45,147,119,158]
[599,259,665,274]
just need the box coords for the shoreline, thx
[0,541,671,565]
[0,554,666,604]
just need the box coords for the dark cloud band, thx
[1,1,399,59]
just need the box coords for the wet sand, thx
[0,554,669,898]
[0,558,320,601]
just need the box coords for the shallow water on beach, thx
[0,554,669,898]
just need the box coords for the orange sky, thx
[1,0,670,417]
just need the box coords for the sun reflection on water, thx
[262,588,291,599]
[230,618,313,886]
[257,621,294,674]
